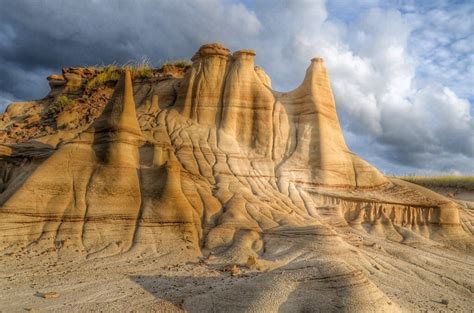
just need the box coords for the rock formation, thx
[0,43,472,312]
[0,42,470,253]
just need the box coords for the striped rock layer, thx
[0,43,470,260]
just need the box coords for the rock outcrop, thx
[0,43,470,260]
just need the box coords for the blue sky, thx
[0,0,472,175]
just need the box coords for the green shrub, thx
[47,95,74,115]
[55,95,73,111]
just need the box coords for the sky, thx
[0,0,472,175]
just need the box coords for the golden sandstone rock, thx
[36,291,60,299]
[0,43,470,256]
[0,44,472,311]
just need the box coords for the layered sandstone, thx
[0,43,470,254]
[0,43,472,311]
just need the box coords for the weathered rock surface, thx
[0,43,472,312]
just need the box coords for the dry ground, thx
[1,219,473,312]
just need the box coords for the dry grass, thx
[85,65,121,92]
[161,59,192,69]
[49,95,74,114]
[395,175,474,190]
[84,58,193,92]
[85,58,154,92]
[124,57,154,79]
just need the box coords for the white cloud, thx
[247,1,473,174]
[406,1,474,99]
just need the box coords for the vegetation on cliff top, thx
[85,59,152,92]
[396,175,474,190]
[85,58,191,92]
[161,59,192,69]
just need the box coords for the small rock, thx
[36,291,60,299]
[230,265,241,277]
[223,264,241,277]
[2,113,10,122]
[24,114,41,125]
[441,299,449,305]
[363,241,376,247]
[246,256,257,269]
[207,254,216,261]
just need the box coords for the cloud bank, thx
[0,0,472,174]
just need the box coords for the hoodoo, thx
[277,57,387,188]
[0,43,469,255]
[0,43,472,312]
[176,43,231,126]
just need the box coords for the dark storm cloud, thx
[0,0,260,103]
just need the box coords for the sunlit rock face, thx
[0,43,469,260]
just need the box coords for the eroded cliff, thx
[0,43,470,256]
[0,43,472,312]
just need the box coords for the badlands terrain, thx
[0,43,472,312]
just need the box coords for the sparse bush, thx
[86,58,154,91]
[125,57,153,79]
[85,65,120,92]
[49,95,73,114]
[47,95,74,115]
[161,59,192,69]
[173,59,192,68]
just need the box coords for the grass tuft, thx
[123,57,154,79]
[85,65,121,92]
[47,95,74,115]
[85,57,154,92]
[395,175,474,190]
[161,59,192,69]
[55,95,73,111]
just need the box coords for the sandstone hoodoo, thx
[0,43,472,311]
[0,42,469,255]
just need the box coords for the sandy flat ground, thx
[1,214,473,313]
[1,188,473,312]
